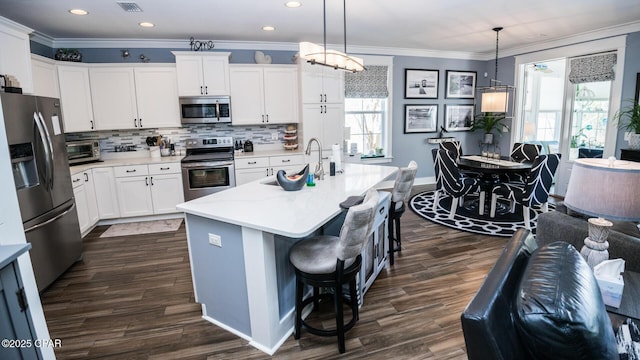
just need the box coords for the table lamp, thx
[563,158,640,268]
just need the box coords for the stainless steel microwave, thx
[180,96,231,124]
[66,140,101,165]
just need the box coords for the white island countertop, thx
[177,163,397,238]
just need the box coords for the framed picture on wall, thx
[404,104,438,133]
[445,104,474,131]
[404,69,439,99]
[445,70,477,99]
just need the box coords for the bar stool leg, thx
[335,282,346,353]
[294,278,303,339]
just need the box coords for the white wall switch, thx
[208,233,222,247]
[272,132,278,140]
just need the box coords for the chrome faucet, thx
[305,137,325,180]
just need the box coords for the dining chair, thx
[505,143,543,183]
[489,153,561,229]
[432,148,484,219]
[289,189,378,354]
[440,140,481,179]
[386,160,418,265]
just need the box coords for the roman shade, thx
[568,52,617,84]
[345,65,389,98]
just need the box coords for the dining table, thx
[457,155,534,215]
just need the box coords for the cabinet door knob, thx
[126,169,136,173]
[145,177,149,186]
[323,94,327,102]
[139,118,142,127]
[90,120,94,129]
[205,85,208,95]
[265,114,269,123]
[200,86,204,95]
[282,159,290,163]
[150,176,154,186]
[134,119,138,127]
[248,161,257,165]
[84,173,89,182]
[262,114,265,123]
[160,167,170,170]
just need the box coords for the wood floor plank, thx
[40,185,513,359]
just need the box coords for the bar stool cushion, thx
[290,235,356,274]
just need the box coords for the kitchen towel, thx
[332,144,342,172]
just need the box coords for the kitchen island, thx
[177,163,397,354]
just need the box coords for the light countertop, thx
[69,155,184,174]
[233,149,304,158]
[176,163,397,238]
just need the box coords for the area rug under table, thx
[100,219,183,238]
[409,191,554,237]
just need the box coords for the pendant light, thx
[299,0,365,73]
[479,27,513,113]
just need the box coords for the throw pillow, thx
[514,241,618,359]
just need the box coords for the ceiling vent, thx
[117,2,143,12]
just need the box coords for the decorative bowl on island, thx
[276,164,309,191]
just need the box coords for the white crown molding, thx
[0,16,33,34]
[27,20,640,61]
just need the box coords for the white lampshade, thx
[299,42,364,72]
[564,158,640,222]
[481,91,509,113]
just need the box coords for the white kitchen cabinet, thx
[148,163,184,214]
[235,154,305,185]
[230,65,298,125]
[299,60,344,105]
[30,55,59,98]
[71,171,99,236]
[301,103,344,151]
[57,64,95,132]
[173,52,231,96]
[89,66,180,130]
[91,167,120,219]
[114,163,183,217]
[0,18,33,95]
[134,67,180,128]
[71,173,90,233]
[89,67,138,130]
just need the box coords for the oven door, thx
[181,161,236,201]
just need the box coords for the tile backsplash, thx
[65,123,296,153]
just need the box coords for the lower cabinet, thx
[235,154,305,185]
[114,163,183,217]
[0,249,39,360]
[92,167,120,219]
[71,171,99,235]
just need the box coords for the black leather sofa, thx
[461,229,618,360]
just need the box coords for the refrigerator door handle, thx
[33,112,52,189]
[38,112,55,189]
[24,202,76,234]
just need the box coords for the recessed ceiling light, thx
[139,22,155,28]
[285,1,301,8]
[69,9,88,15]
[262,26,276,31]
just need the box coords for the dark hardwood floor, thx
[40,186,508,359]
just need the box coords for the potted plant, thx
[613,99,640,149]
[471,112,509,144]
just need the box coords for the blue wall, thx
[32,30,640,178]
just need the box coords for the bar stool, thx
[289,189,379,354]
[387,160,418,265]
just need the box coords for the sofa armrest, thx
[537,211,640,272]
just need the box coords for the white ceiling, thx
[2,0,640,58]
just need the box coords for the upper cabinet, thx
[89,65,180,130]
[230,65,298,125]
[57,64,95,132]
[173,52,230,96]
[299,60,344,104]
[0,18,33,95]
[31,55,59,98]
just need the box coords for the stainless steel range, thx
[181,136,235,201]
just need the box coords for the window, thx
[345,98,387,155]
[344,57,393,157]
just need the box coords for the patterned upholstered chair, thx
[432,148,483,219]
[440,140,480,179]
[489,153,561,229]
[386,160,418,265]
[505,143,543,183]
[289,189,378,354]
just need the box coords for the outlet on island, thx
[208,233,222,247]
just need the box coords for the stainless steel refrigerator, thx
[1,92,82,292]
